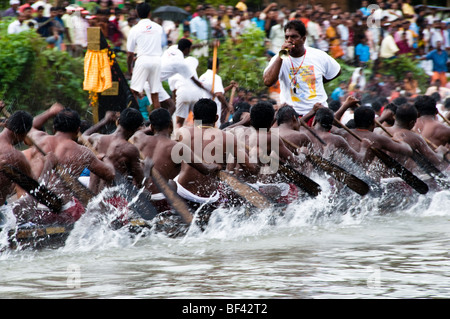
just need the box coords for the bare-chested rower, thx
[14,105,115,224]
[246,101,307,201]
[413,95,450,149]
[81,108,145,193]
[310,107,371,165]
[175,98,257,214]
[129,108,220,211]
[0,110,34,206]
[334,106,413,164]
[379,103,447,173]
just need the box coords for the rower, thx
[310,106,371,165]
[81,108,145,194]
[174,98,256,218]
[334,106,413,167]
[378,103,447,173]
[246,101,304,201]
[276,105,316,154]
[129,108,221,213]
[13,106,115,225]
[0,110,34,206]
[413,95,450,149]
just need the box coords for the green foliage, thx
[324,59,357,95]
[197,25,268,94]
[377,54,429,92]
[0,18,88,116]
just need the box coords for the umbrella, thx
[152,5,189,22]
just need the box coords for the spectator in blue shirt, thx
[189,6,209,41]
[423,41,449,86]
[331,81,347,102]
[355,36,371,66]
[358,0,371,17]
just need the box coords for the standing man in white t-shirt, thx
[263,20,341,122]
[199,57,235,126]
[127,2,163,109]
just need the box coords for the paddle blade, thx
[57,165,95,206]
[113,172,159,221]
[218,171,274,210]
[1,165,63,213]
[306,154,370,196]
[372,148,429,195]
[278,162,322,197]
[151,168,193,224]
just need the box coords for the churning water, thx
[0,175,449,299]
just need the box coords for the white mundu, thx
[264,47,340,116]
[127,18,163,94]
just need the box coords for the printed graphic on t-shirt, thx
[289,65,317,102]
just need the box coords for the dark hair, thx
[384,102,398,114]
[207,57,219,70]
[376,97,389,106]
[392,96,408,107]
[284,20,307,37]
[250,101,275,130]
[444,98,450,110]
[315,108,334,130]
[232,111,244,123]
[345,119,356,129]
[53,108,81,133]
[414,95,437,116]
[136,2,151,19]
[430,91,441,103]
[219,122,233,129]
[354,106,375,129]
[371,100,382,112]
[119,107,143,132]
[6,110,33,135]
[80,120,92,133]
[276,105,298,125]
[97,0,113,7]
[395,104,418,125]
[177,38,192,52]
[328,100,341,112]
[193,98,217,124]
[149,108,171,131]
[234,101,251,113]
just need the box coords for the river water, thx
[0,175,449,300]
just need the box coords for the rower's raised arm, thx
[32,103,64,131]
[81,111,119,143]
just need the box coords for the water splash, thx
[1,171,449,255]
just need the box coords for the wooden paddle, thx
[182,140,275,210]
[217,170,275,210]
[299,118,327,146]
[438,111,450,126]
[77,135,160,221]
[374,120,449,188]
[211,40,218,94]
[244,142,321,197]
[280,137,370,196]
[334,119,429,195]
[0,164,63,213]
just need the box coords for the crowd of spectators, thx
[1,0,450,122]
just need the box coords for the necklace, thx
[197,125,215,129]
[288,49,307,94]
